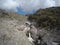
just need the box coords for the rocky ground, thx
[0,17,33,45]
[0,9,60,45]
[0,17,60,45]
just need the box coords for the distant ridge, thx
[28,7,60,29]
[0,9,27,21]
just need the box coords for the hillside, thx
[0,9,27,21]
[28,7,60,29]
[0,9,32,45]
[28,7,60,45]
[0,7,60,45]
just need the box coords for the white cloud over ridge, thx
[0,0,60,14]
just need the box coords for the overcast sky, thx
[0,0,60,14]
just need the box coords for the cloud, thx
[54,0,60,6]
[0,0,19,12]
[0,0,60,14]
[19,0,41,12]
[44,0,55,8]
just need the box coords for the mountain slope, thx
[0,9,27,21]
[28,7,60,29]
[28,7,60,45]
[0,9,32,45]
